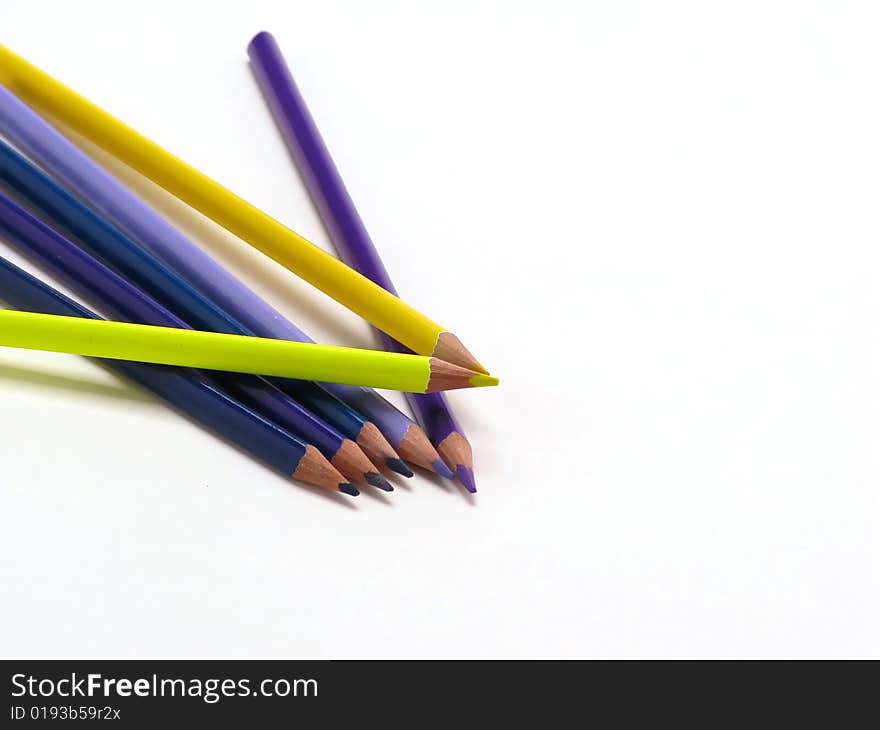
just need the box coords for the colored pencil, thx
[248,32,480,491]
[0,84,447,478]
[0,44,487,373]
[0,256,356,495]
[0,138,405,478]
[0,310,493,391]
[0,192,391,490]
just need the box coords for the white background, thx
[0,0,877,658]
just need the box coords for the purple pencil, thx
[247,32,478,492]
[0,82,449,479]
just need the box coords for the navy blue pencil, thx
[0,142,395,488]
[0,189,388,491]
[0,255,355,494]
[0,139,407,477]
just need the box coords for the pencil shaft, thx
[0,257,310,476]
[248,32,475,477]
[0,43,454,358]
[0,309,443,390]
[249,33,401,297]
[0,83,417,450]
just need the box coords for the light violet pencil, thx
[0,83,449,479]
[247,32,479,491]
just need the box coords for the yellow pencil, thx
[0,310,498,393]
[0,44,487,374]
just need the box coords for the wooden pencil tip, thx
[293,444,353,493]
[332,439,391,488]
[427,359,495,392]
[437,432,474,488]
[356,422,407,476]
[432,331,489,374]
[397,423,449,476]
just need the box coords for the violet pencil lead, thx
[456,466,477,494]
[431,459,456,481]
[338,483,360,497]
[366,472,394,492]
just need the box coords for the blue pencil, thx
[0,255,355,495]
[0,141,395,487]
[0,189,389,491]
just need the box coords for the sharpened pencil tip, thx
[366,472,394,491]
[456,466,477,493]
[386,458,414,478]
[432,458,456,480]
[469,373,500,388]
[338,483,360,497]
[433,331,489,374]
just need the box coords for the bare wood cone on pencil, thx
[332,439,393,491]
[437,432,475,493]
[293,444,358,495]
[397,423,450,476]
[433,332,487,375]
[356,422,412,477]
[427,358,491,392]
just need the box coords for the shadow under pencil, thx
[0,359,359,508]
[0,360,154,403]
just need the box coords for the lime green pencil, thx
[0,310,499,393]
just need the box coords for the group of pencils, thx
[0,33,497,498]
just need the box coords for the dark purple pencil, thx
[247,31,478,492]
